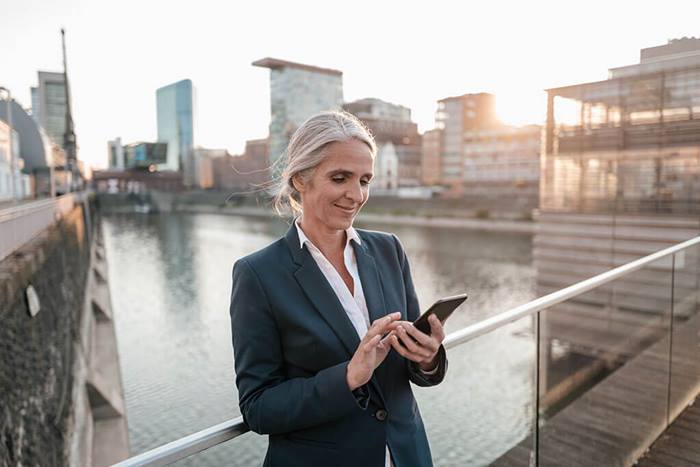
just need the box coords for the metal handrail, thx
[112,235,700,467]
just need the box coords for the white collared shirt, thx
[295,219,370,338]
[294,220,393,467]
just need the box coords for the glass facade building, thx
[123,142,168,169]
[543,44,700,215]
[156,79,194,183]
[34,71,68,150]
[536,39,700,424]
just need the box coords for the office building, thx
[343,98,422,190]
[123,142,168,169]
[0,120,27,200]
[31,71,68,150]
[536,38,700,411]
[108,138,125,170]
[253,58,343,164]
[462,124,541,208]
[0,98,64,196]
[436,93,499,190]
[421,129,442,186]
[156,79,194,183]
[212,138,270,191]
[193,148,226,189]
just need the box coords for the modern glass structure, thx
[33,71,68,150]
[123,142,168,169]
[543,39,700,216]
[536,39,700,420]
[156,79,194,183]
[253,58,343,165]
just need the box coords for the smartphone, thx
[413,293,468,335]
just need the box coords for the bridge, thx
[1,195,699,466]
[112,233,700,466]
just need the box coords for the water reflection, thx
[102,212,535,466]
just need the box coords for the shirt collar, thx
[295,218,362,250]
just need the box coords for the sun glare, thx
[495,91,548,127]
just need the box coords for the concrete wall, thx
[0,198,129,466]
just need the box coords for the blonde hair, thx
[273,110,376,216]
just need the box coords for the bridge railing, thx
[113,235,700,467]
[0,194,84,262]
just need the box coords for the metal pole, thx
[0,87,15,201]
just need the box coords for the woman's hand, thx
[346,312,401,391]
[390,315,446,371]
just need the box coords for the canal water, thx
[102,212,537,466]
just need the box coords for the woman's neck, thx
[298,215,346,259]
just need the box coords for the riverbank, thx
[96,192,536,234]
[172,204,536,234]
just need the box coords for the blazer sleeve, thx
[230,259,365,435]
[391,235,448,387]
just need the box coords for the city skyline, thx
[2,0,699,170]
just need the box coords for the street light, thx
[0,86,15,201]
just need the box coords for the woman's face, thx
[296,138,374,233]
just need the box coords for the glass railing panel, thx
[172,431,266,466]
[537,256,673,466]
[669,243,700,421]
[416,315,536,467]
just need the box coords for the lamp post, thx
[0,86,15,201]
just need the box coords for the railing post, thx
[531,310,540,467]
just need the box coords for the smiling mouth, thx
[335,204,356,213]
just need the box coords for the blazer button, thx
[375,409,388,421]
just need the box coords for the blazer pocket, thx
[284,434,338,450]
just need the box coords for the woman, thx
[230,111,448,467]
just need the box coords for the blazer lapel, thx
[285,226,361,357]
[353,237,388,323]
[352,234,390,407]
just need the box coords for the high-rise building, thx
[343,98,422,190]
[253,58,343,164]
[107,138,125,170]
[32,71,68,149]
[435,93,499,190]
[156,79,194,183]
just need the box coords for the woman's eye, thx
[360,179,371,186]
[331,177,345,183]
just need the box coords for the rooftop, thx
[252,57,343,76]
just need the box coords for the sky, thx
[2,0,699,169]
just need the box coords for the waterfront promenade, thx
[2,195,699,466]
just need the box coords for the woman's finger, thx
[366,312,401,340]
[428,315,446,343]
[401,322,435,349]
[390,335,412,359]
[390,335,427,362]
[362,334,381,353]
[396,327,432,359]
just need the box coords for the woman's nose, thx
[346,182,363,202]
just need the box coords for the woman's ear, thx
[291,174,305,193]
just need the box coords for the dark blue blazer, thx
[229,225,448,467]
